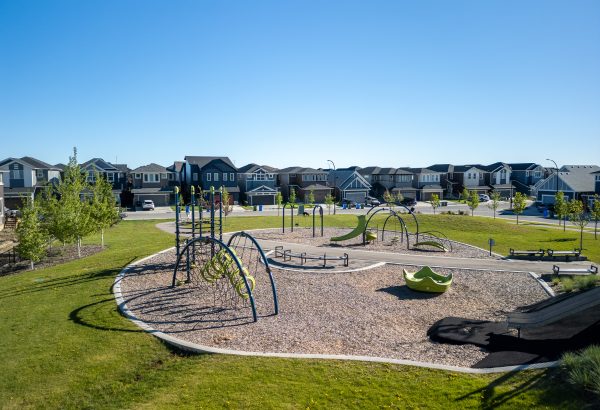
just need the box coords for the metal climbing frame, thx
[366,202,420,241]
[365,208,410,248]
[282,203,295,233]
[312,205,324,237]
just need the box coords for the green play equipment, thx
[194,248,256,299]
[330,215,368,242]
[403,266,452,293]
[413,241,448,252]
[365,231,377,242]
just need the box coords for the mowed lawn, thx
[0,217,599,409]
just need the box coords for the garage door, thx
[344,191,366,203]
[249,194,274,206]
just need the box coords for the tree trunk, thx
[563,216,566,231]
[580,228,584,250]
[595,220,598,239]
[516,214,519,225]
[101,229,105,248]
[77,237,81,258]
[30,260,34,270]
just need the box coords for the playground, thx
[113,189,600,371]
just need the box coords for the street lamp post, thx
[327,160,336,215]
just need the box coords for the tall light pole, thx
[546,158,559,199]
[327,159,336,215]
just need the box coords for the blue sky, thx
[1,0,599,170]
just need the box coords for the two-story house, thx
[508,163,545,195]
[0,157,61,208]
[131,163,173,207]
[278,167,333,203]
[426,164,456,198]
[80,158,131,204]
[536,165,600,205]
[484,162,513,198]
[452,165,489,196]
[182,156,240,204]
[237,164,279,206]
[405,168,444,201]
[328,168,371,203]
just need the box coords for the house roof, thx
[420,184,444,190]
[247,185,278,193]
[357,166,380,176]
[238,163,279,173]
[300,184,333,191]
[131,187,172,194]
[184,156,236,170]
[132,163,168,173]
[110,163,130,173]
[0,157,59,170]
[560,165,600,173]
[405,167,439,174]
[453,165,486,173]
[54,163,67,171]
[556,171,597,192]
[507,163,540,171]
[481,162,510,172]
[80,158,119,171]
[278,166,323,174]
[427,164,454,173]
[166,161,184,173]
[329,169,371,190]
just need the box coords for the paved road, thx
[155,222,591,275]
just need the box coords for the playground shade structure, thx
[403,266,453,293]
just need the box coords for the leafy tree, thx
[90,169,119,247]
[275,191,283,216]
[47,148,93,257]
[487,191,501,219]
[430,194,440,215]
[395,191,404,204]
[324,193,334,215]
[554,191,569,231]
[307,189,315,205]
[591,195,600,240]
[16,198,48,270]
[466,190,479,216]
[221,186,232,217]
[512,192,527,225]
[568,199,589,250]
[461,187,469,203]
[289,188,297,205]
[383,190,394,205]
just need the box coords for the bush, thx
[574,275,600,291]
[562,345,600,396]
[561,278,575,292]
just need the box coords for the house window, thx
[107,173,114,182]
[87,171,95,182]
[230,173,234,181]
[10,169,23,179]
[36,170,44,179]
[135,173,141,179]
[534,171,542,178]
[268,174,273,179]
[144,173,159,183]
[207,173,211,182]
[257,173,265,181]
[168,173,174,181]
[223,173,228,182]
[214,173,219,182]
[526,171,530,177]
[193,173,198,181]
[0,173,3,184]
[161,173,167,179]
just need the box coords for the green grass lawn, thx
[1,218,599,408]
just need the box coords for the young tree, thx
[461,187,469,203]
[289,188,297,205]
[221,186,232,217]
[324,193,334,215]
[512,192,527,225]
[466,190,479,216]
[16,198,48,270]
[307,189,315,205]
[568,199,589,251]
[591,195,600,240]
[90,170,119,247]
[383,189,394,205]
[275,191,283,216]
[487,191,501,219]
[430,194,441,215]
[554,191,568,231]
[395,191,404,204]
[48,148,93,257]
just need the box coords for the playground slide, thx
[507,286,600,330]
[330,215,367,242]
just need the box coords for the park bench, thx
[509,248,545,258]
[547,248,581,261]
[552,264,598,276]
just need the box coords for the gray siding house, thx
[453,165,489,196]
[237,164,279,206]
[278,167,332,203]
[131,163,173,207]
[536,165,599,205]
[0,157,61,208]
[328,168,371,203]
[405,168,444,201]
[508,163,545,195]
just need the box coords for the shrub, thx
[561,278,575,292]
[562,345,600,396]
[574,275,600,291]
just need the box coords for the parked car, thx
[401,198,417,207]
[479,194,490,202]
[142,200,155,211]
[365,196,381,207]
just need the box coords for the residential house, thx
[0,170,4,229]
[237,164,279,206]
[277,167,332,203]
[508,163,545,195]
[452,165,489,196]
[80,158,131,205]
[328,168,371,203]
[0,157,61,208]
[182,156,240,204]
[358,167,395,197]
[426,164,456,198]
[483,162,513,197]
[131,163,173,207]
[535,165,600,206]
[390,169,418,201]
[405,168,444,201]
[166,161,184,188]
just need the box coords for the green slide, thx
[330,215,367,242]
[403,266,452,293]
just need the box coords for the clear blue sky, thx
[1,0,599,170]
